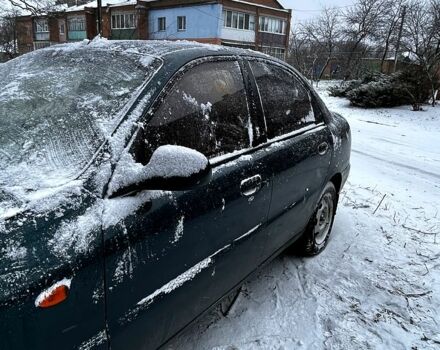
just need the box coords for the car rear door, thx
[245,59,333,258]
[103,58,272,350]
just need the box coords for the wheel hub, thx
[314,193,334,245]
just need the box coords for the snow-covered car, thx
[0,40,350,350]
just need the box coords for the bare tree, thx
[376,0,405,72]
[3,0,59,16]
[301,7,342,81]
[342,0,387,78]
[402,0,440,106]
[0,10,19,60]
[287,24,312,77]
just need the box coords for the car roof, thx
[45,38,284,67]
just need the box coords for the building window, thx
[68,16,86,32]
[259,16,286,34]
[177,16,186,31]
[35,19,49,33]
[223,10,255,31]
[59,23,65,34]
[34,19,49,41]
[111,13,136,30]
[262,47,285,60]
[34,42,51,50]
[158,17,166,31]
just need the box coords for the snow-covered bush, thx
[346,74,409,108]
[395,66,436,110]
[328,80,362,97]
[329,67,434,110]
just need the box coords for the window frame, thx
[139,56,262,166]
[177,16,186,31]
[34,19,49,33]
[158,17,166,32]
[243,57,328,145]
[111,12,136,30]
[67,16,86,32]
[222,9,255,31]
[258,16,286,35]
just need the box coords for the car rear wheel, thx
[296,182,337,256]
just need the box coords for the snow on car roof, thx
[45,37,269,62]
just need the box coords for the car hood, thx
[0,180,103,307]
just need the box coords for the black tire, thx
[296,182,337,256]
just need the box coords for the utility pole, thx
[393,5,407,73]
[97,0,102,36]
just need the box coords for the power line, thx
[291,5,355,13]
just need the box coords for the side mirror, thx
[109,145,212,198]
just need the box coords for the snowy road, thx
[168,84,440,350]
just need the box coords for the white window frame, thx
[158,17,166,31]
[35,19,49,33]
[259,16,286,35]
[177,16,186,31]
[111,13,136,30]
[67,16,86,32]
[59,23,65,34]
[222,10,255,31]
[262,46,285,60]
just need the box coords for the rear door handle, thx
[318,142,329,155]
[240,175,263,197]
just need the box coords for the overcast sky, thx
[279,0,354,23]
[0,0,356,20]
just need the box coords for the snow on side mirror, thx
[109,145,212,198]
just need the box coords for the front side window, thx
[143,61,252,161]
[250,61,316,139]
[177,16,186,31]
[158,17,166,31]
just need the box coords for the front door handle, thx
[318,142,329,155]
[240,175,263,197]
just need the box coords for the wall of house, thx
[148,4,222,41]
[16,17,33,54]
[221,26,255,43]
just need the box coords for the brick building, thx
[15,0,291,60]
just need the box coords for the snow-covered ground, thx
[168,82,440,349]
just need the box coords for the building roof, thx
[229,0,290,13]
[65,0,142,12]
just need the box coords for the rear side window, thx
[250,61,316,139]
[143,60,252,160]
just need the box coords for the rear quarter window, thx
[250,61,316,139]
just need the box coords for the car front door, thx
[103,58,272,350]
[246,59,333,258]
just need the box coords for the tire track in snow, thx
[352,149,440,180]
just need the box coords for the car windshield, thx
[0,44,160,192]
